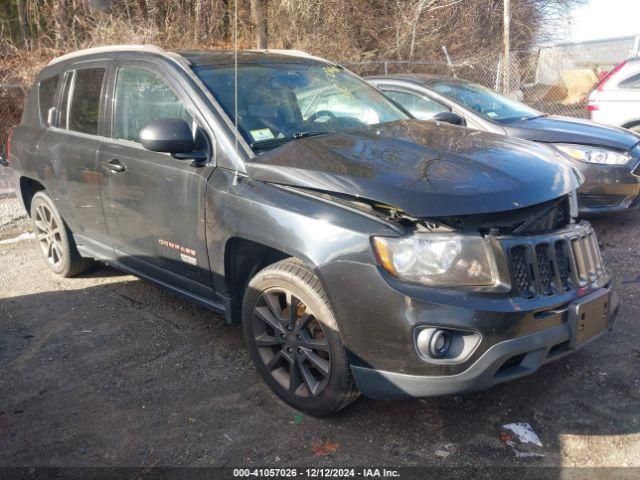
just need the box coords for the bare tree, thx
[408,0,435,63]
[502,0,511,92]
[53,0,69,48]
[16,0,31,49]
[250,0,268,49]
[194,0,204,41]
[138,0,149,18]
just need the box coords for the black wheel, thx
[243,258,359,416]
[30,191,92,277]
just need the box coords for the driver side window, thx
[307,87,380,124]
[113,67,192,143]
[383,90,449,120]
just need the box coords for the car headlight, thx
[554,144,631,165]
[372,234,499,287]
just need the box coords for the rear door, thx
[612,70,640,128]
[98,60,216,291]
[593,64,640,127]
[36,62,110,248]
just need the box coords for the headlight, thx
[554,144,631,165]
[372,234,499,287]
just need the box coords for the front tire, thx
[30,191,92,277]
[242,258,359,416]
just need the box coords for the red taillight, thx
[586,101,599,111]
[596,60,627,91]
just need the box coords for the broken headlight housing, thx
[372,234,499,288]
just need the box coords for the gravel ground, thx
[0,197,29,241]
[1,197,640,471]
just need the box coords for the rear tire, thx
[242,258,359,416]
[30,191,92,277]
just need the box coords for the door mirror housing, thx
[433,111,465,126]
[139,118,195,154]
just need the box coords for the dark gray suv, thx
[6,46,618,415]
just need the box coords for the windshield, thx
[193,62,408,151]
[430,81,540,123]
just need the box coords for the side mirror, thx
[433,111,465,126]
[139,118,195,154]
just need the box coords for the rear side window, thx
[619,72,640,89]
[113,67,192,143]
[61,68,105,135]
[39,75,60,125]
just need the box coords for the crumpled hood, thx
[504,115,640,151]
[246,120,581,217]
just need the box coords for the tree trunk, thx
[194,0,203,42]
[250,0,268,49]
[409,0,431,64]
[16,0,31,49]
[53,0,68,48]
[502,0,511,93]
[138,0,148,18]
[145,0,158,23]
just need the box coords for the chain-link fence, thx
[343,35,640,120]
[342,53,589,118]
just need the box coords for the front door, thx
[98,63,216,290]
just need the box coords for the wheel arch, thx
[18,176,45,217]
[223,237,295,324]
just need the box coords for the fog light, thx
[429,329,451,358]
[414,326,481,363]
[416,328,451,358]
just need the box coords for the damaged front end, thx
[374,194,597,299]
[285,186,606,302]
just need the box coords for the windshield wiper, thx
[520,113,548,121]
[250,131,328,151]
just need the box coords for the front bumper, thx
[575,156,640,213]
[317,223,617,399]
[351,289,618,399]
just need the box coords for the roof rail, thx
[48,44,165,65]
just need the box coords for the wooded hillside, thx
[0,0,582,143]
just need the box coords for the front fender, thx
[205,168,400,291]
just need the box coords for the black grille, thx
[554,241,572,290]
[511,246,532,296]
[503,224,605,298]
[535,244,554,295]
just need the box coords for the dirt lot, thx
[1,196,640,471]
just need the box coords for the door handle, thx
[104,159,125,173]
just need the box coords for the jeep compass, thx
[6,46,618,415]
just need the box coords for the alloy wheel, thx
[252,288,331,398]
[34,203,64,268]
